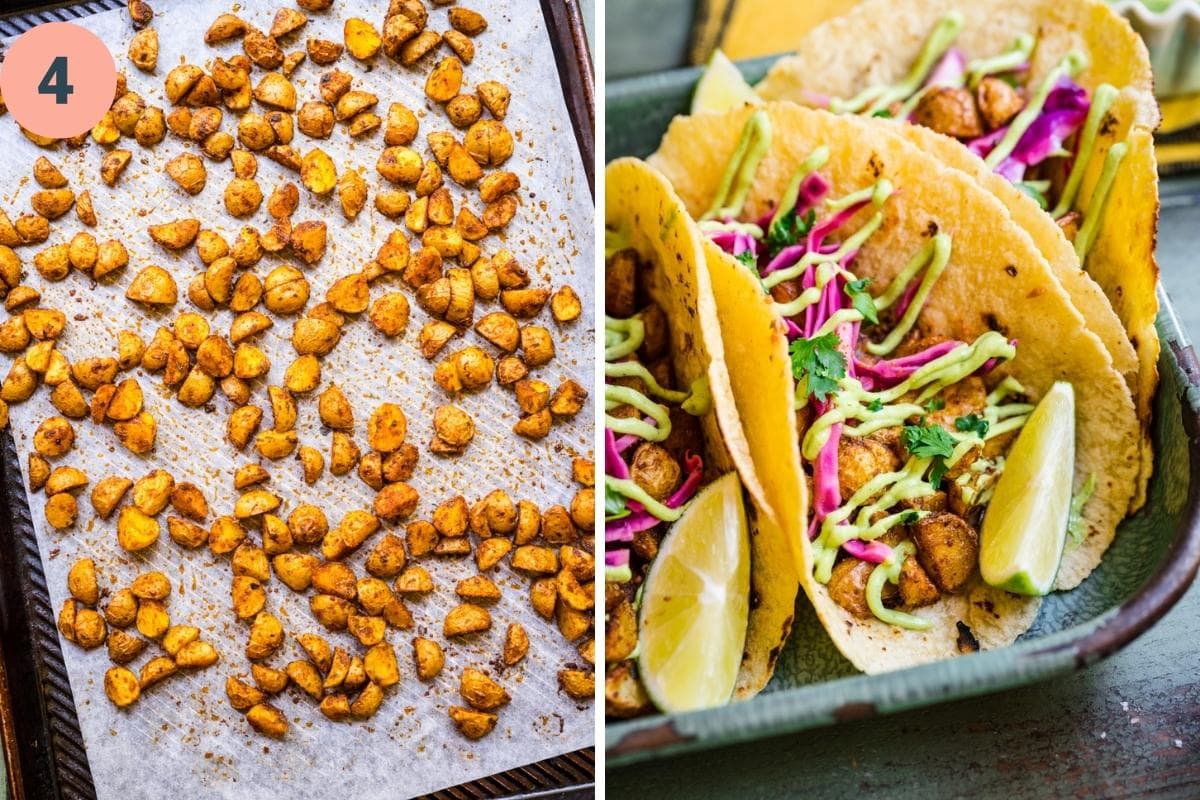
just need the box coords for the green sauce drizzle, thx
[965,34,1036,87]
[830,12,965,116]
[702,110,772,221]
[1051,83,1119,218]
[866,542,933,630]
[866,233,951,356]
[767,146,831,242]
[1074,140,1129,262]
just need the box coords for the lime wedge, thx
[980,381,1076,596]
[691,49,761,115]
[637,471,750,712]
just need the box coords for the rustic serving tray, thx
[0,2,595,799]
[605,60,1200,764]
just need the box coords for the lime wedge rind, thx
[980,382,1076,596]
[691,49,762,115]
[637,472,750,713]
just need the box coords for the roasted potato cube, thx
[135,599,170,639]
[246,703,287,738]
[448,705,496,740]
[363,642,399,687]
[67,558,99,605]
[130,570,171,601]
[105,667,140,708]
[116,506,160,551]
[226,675,266,712]
[444,603,490,637]
[503,623,529,666]
[911,512,980,593]
[460,667,509,713]
[251,664,289,695]
[344,17,382,60]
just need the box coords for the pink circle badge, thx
[0,22,117,139]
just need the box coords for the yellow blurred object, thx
[717,0,863,61]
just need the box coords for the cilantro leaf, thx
[929,459,949,488]
[735,249,759,275]
[872,109,894,119]
[789,333,846,403]
[901,423,956,459]
[902,422,956,488]
[924,397,945,413]
[605,484,629,521]
[955,413,990,438]
[866,398,884,413]
[844,278,879,324]
[899,510,920,525]
[766,209,815,257]
[1015,181,1048,210]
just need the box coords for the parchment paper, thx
[0,1,594,797]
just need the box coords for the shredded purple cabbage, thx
[924,47,966,90]
[604,428,630,480]
[843,539,894,564]
[604,453,704,542]
[968,78,1089,181]
[855,339,963,390]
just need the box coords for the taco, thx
[603,160,799,714]
[755,0,1160,511]
[648,103,1141,671]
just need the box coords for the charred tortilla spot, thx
[1027,287,1044,299]
[925,221,939,238]
[868,154,883,178]
[956,621,980,653]
[1005,265,1017,277]
[983,313,1006,335]
[1100,112,1118,137]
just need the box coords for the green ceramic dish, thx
[605,62,1200,764]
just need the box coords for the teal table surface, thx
[608,179,1200,798]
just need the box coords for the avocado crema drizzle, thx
[603,234,712,584]
[827,10,1130,263]
[703,112,1035,630]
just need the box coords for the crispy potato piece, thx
[161,625,199,657]
[475,537,512,572]
[300,148,336,195]
[131,571,170,601]
[107,628,147,665]
[206,13,246,43]
[148,218,200,250]
[135,599,169,639]
[251,664,289,695]
[460,667,508,711]
[131,469,173,515]
[104,588,138,628]
[365,402,406,452]
[245,610,283,660]
[270,552,315,592]
[227,675,266,711]
[309,593,351,631]
[307,38,343,65]
[136,656,176,690]
[344,18,382,60]
[246,703,287,738]
[175,640,219,668]
[384,103,418,145]
[449,705,496,740]
[231,575,267,620]
[45,466,87,496]
[502,623,530,666]
[209,515,247,555]
[444,603,490,637]
[425,57,463,104]
[363,642,399,687]
[67,558,99,605]
[270,7,307,39]
[456,575,500,604]
[105,667,140,708]
[166,153,206,195]
[115,506,159,551]
[325,272,369,314]
[290,221,327,264]
[558,669,595,701]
